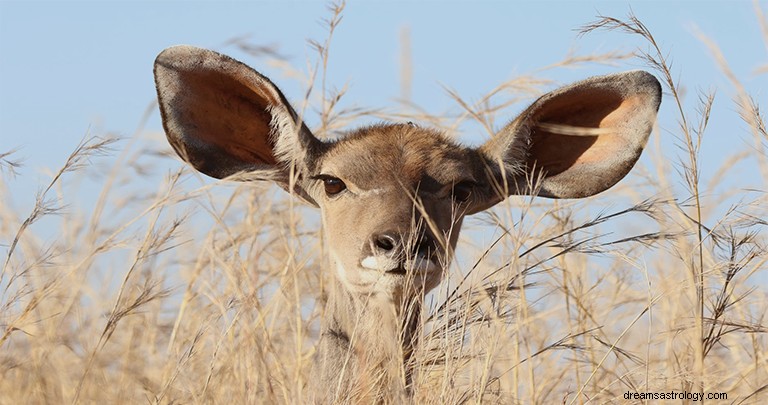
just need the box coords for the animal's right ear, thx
[154,45,323,206]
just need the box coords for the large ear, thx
[154,45,323,205]
[478,70,661,201]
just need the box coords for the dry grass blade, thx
[1,135,118,349]
[0,149,23,178]
[581,12,718,391]
[2,6,767,405]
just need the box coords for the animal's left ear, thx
[477,70,661,205]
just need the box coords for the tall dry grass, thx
[2,3,767,404]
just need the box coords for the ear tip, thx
[626,69,661,87]
[156,44,204,58]
[154,45,211,69]
[622,70,663,107]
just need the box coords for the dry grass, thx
[2,3,768,404]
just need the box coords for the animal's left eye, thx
[451,181,475,203]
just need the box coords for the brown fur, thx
[154,45,661,403]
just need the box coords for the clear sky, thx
[1,0,766,217]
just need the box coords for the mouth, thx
[385,266,408,275]
[361,255,441,276]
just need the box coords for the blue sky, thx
[1,1,766,214]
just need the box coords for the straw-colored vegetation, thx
[2,3,767,404]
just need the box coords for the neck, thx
[311,276,422,403]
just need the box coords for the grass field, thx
[2,4,767,404]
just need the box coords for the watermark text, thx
[624,391,726,401]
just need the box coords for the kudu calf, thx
[154,45,661,402]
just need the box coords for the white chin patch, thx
[361,255,439,273]
[361,256,399,271]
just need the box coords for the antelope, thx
[154,45,661,403]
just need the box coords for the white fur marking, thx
[268,104,301,164]
[361,254,439,273]
[361,256,398,271]
[356,188,388,197]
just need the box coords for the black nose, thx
[372,231,435,257]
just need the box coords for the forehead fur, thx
[319,123,478,190]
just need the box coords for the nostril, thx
[374,233,397,252]
[413,234,434,256]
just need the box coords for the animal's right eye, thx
[314,175,346,196]
[324,177,346,195]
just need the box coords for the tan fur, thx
[153,45,661,403]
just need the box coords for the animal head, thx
[154,45,660,300]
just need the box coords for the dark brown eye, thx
[322,176,346,196]
[452,182,474,203]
